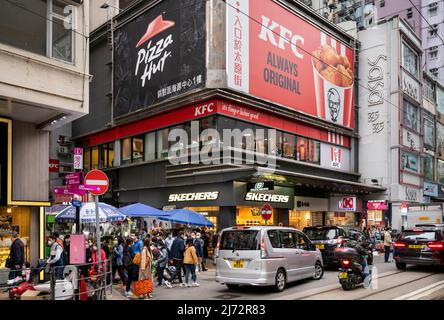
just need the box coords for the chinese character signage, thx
[73,147,83,170]
[113,0,206,119]
[226,0,355,128]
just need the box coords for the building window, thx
[91,146,99,169]
[437,123,444,157]
[424,77,436,102]
[430,68,439,78]
[156,128,169,159]
[429,50,438,60]
[283,133,296,159]
[403,99,419,132]
[429,3,438,17]
[145,132,156,161]
[380,0,385,7]
[424,112,435,150]
[48,0,74,63]
[122,137,132,164]
[84,147,91,171]
[308,139,321,164]
[406,8,413,19]
[132,135,144,163]
[402,42,419,77]
[401,150,419,174]
[438,159,444,184]
[423,155,435,182]
[428,26,438,39]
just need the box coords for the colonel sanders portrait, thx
[327,88,341,122]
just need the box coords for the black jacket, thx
[9,239,25,266]
[123,245,135,269]
[170,237,185,260]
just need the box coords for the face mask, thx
[184,236,187,241]
[86,245,90,249]
[113,241,118,245]
[93,246,97,251]
[47,240,52,246]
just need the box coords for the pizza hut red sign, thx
[338,197,356,211]
[226,0,355,128]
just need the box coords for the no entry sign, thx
[261,203,272,221]
[84,170,109,196]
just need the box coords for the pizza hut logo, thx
[134,15,175,88]
[327,88,341,122]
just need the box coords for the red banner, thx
[226,0,355,129]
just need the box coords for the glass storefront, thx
[325,212,356,226]
[288,210,321,229]
[236,206,275,226]
[367,210,386,228]
[0,206,31,269]
[184,206,219,232]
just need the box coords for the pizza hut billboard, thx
[113,0,206,119]
[226,0,355,129]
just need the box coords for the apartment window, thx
[403,99,419,132]
[429,3,438,17]
[424,77,436,102]
[406,8,413,19]
[429,50,438,60]
[430,68,439,78]
[132,135,144,163]
[380,0,385,7]
[438,159,444,184]
[122,138,132,164]
[428,25,438,38]
[402,42,419,77]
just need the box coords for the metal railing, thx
[0,260,113,300]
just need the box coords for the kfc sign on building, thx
[320,143,350,171]
[226,0,355,128]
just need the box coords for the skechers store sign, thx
[245,193,289,203]
[235,182,294,208]
[168,192,219,202]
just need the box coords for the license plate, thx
[339,272,348,279]
[409,245,425,249]
[232,260,244,268]
[316,244,325,250]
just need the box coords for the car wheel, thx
[312,262,324,280]
[396,262,407,270]
[273,269,286,292]
[226,284,240,290]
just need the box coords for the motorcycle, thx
[336,247,372,291]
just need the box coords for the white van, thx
[215,226,324,292]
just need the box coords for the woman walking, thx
[183,239,200,287]
[134,238,154,299]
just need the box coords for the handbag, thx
[133,253,141,266]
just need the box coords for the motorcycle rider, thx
[347,233,371,288]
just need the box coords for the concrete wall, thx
[12,121,49,202]
[89,0,119,32]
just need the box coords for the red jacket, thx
[91,249,107,272]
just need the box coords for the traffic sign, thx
[84,170,109,196]
[54,187,86,196]
[261,203,272,221]
[71,199,82,207]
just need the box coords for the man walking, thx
[7,232,24,280]
[170,231,185,286]
[383,227,393,263]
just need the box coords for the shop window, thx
[423,155,435,182]
[132,135,144,163]
[157,128,169,159]
[99,144,107,168]
[297,137,309,161]
[254,125,268,154]
[289,210,311,230]
[145,132,156,161]
[401,150,419,174]
[438,159,444,184]
[122,137,132,164]
[91,146,99,169]
[308,139,321,164]
[200,116,217,147]
[423,112,435,150]
[271,131,283,157]
[403,99,419,132]
[108,143,115,167]
[283,133,296,159]
[83,147,91,171]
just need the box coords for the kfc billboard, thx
[226,0,355,128]
[113,0,206,119]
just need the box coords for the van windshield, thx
[304,228,338,240]
[220,230,259,250]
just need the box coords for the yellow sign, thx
[418,216,430,221]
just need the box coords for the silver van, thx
[215,226,324,292]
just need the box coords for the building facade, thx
[358,16,443,229]
[0,0,90,272]
[73,0,384,232]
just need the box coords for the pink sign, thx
[74,147,83,155]
[367,201,388,210]
[53,187,86,196]
[69,234,86,264]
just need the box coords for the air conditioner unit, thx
[429,2,438,9]
[57,146,69,154]
[328,0,338,9]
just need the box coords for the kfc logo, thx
[327,88,341,122]
[330,146,341,169]
[194,103,214,116]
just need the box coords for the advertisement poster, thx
[320,143,350,171]
[402,150,419,173]
[113,0,206,119]
[226,0,355,128]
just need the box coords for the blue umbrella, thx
[159,209,214,228]
[55,202,126,224]
[118,203,168,218]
